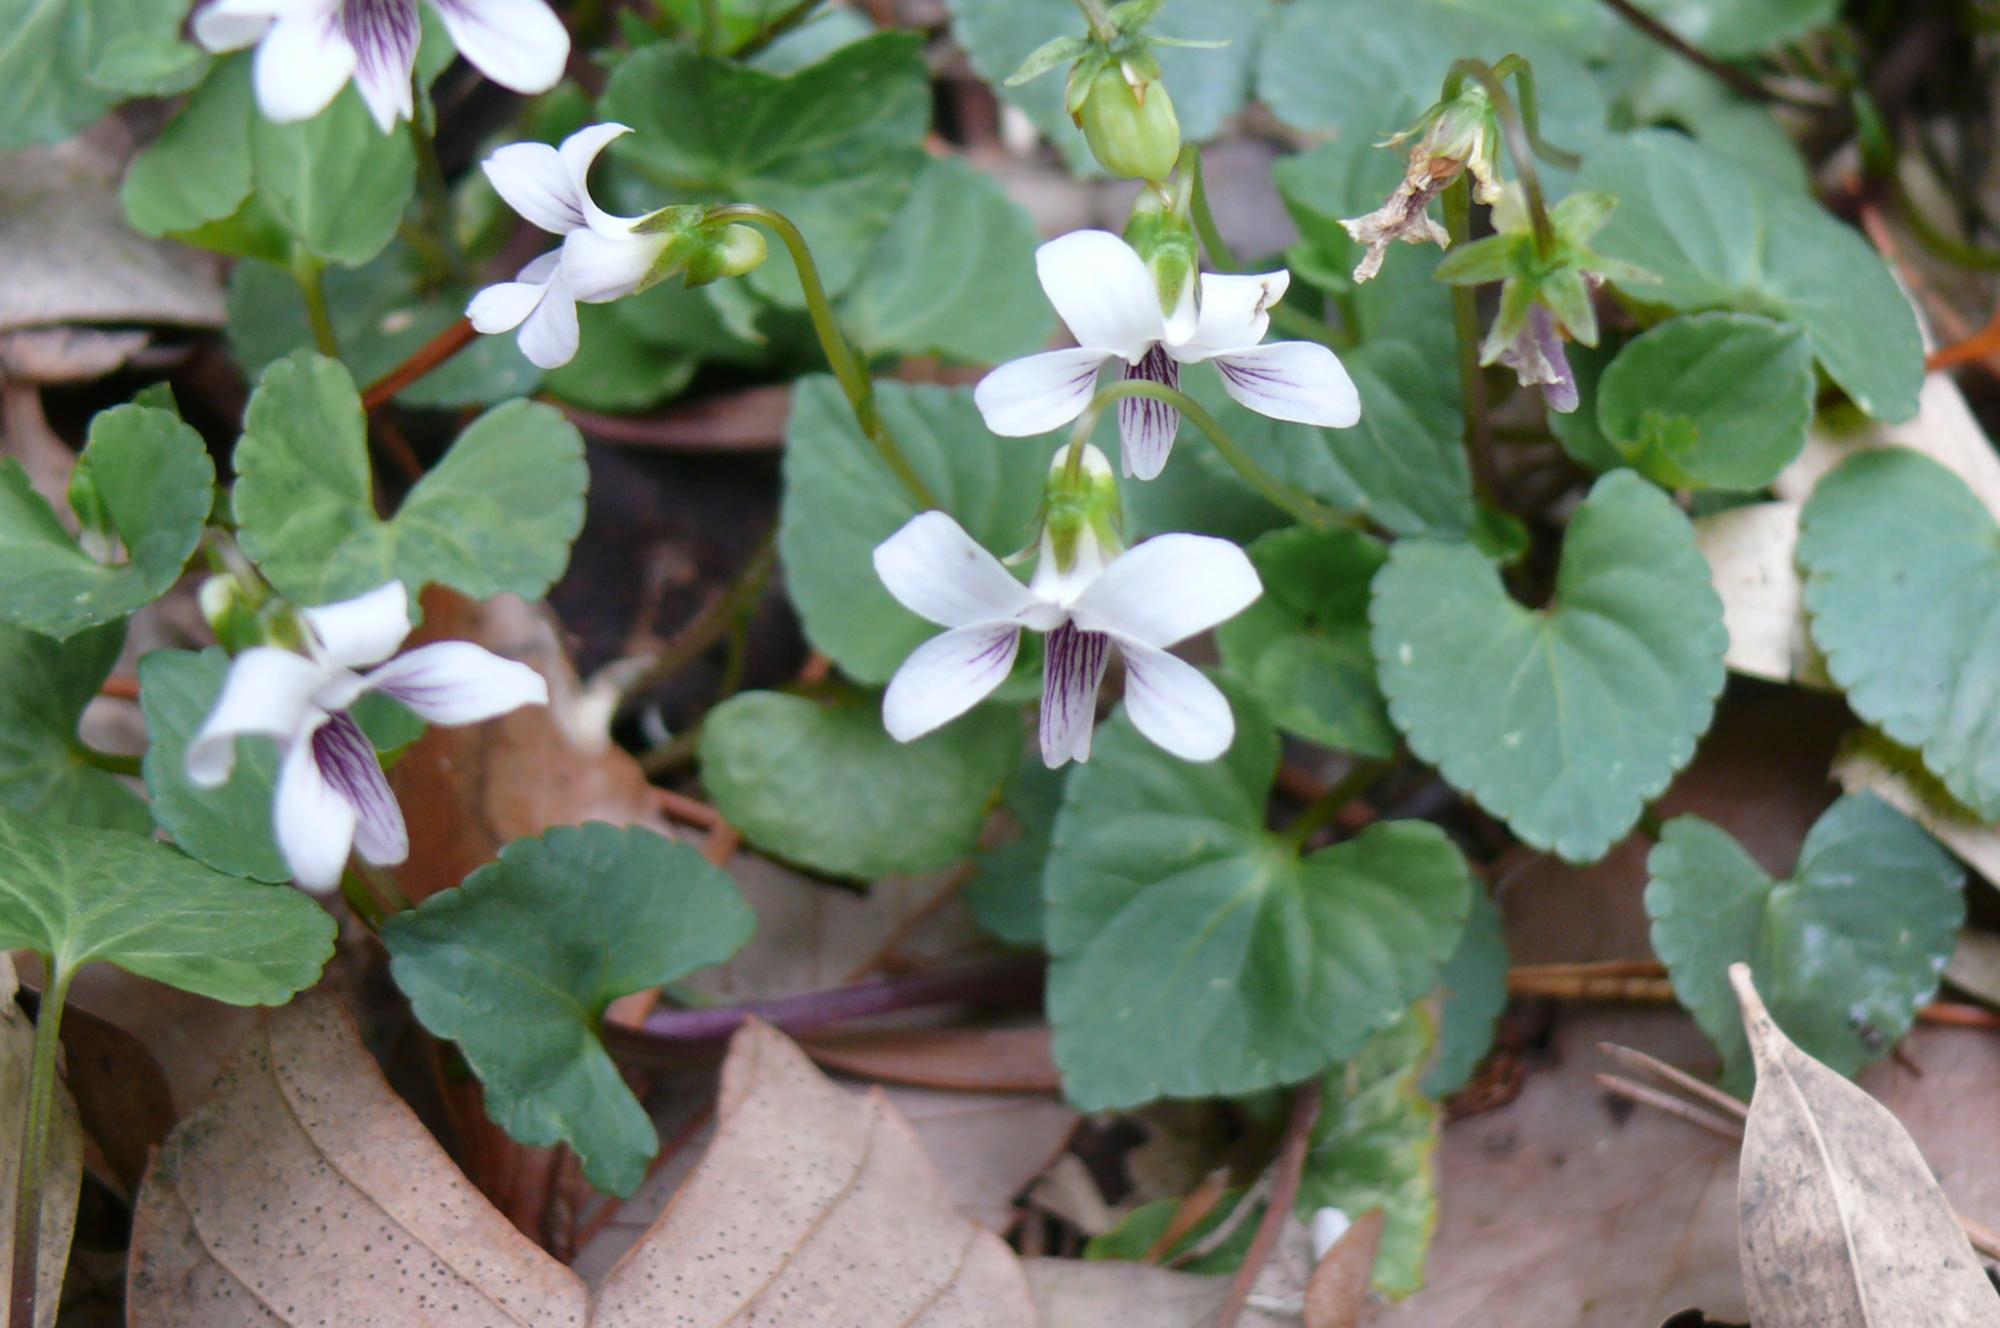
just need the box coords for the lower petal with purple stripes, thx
[1117,344,1183,481]
[1040,621,1112,767]
[311,711,410,868]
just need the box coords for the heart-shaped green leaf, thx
[599,34,930,305]
[1371,470,1728,862]
[779,376,1054,684]
[1424,886,1507,1099]
[1,0,203,148]
[698,690,1017,882]
[1595,312,1816,491]
[0,402,213,640]
[1046,692,1472,1110]
[232,351,587,606]
[249,84,414,268]
[1217,525,1395,758]
[0,620,147,833]
[1646,793,1962,1087]
[1798,447,2000,819]
[1577,130,1923,422]
[0,802,334,1000]
[383,823,755,1196]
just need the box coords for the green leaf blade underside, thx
[383,823,755,1197]
[1371,470,1728,863]
[0,620,148,833]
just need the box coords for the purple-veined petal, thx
[1117,639,1234,761]
[1039,620,1112,768]
[1069,533,1261,648]
[428,0,568,95]
[340,0,421,132]
[359,641,548,725]
[1116,344,1181,481]
[192,0,319,51]
[482,142,587,234]
[1036,230,1167,363]
[973,346,1110,438]
[872,511,1045,630]
[882,623,1021,743]
[186,647,328,788]
[1212,342,1361,429]
[251,8,359,123]
[1171,271,1289,363]
[312,711,408,867]
[513,262,580,368]
[466,250,560,332]
[273,716,358,891]
[562,225,667,303]
[301,581,411,671]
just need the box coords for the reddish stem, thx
[361,318,479,411]
[1215,1080,1322,1328]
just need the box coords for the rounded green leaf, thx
[1798,446,2000,818]
[1371,470,1727,862]
[0,620,147,833]
[121,53,255,239]
[1423,886,1507,1099]
[1216,525,1396,758]
[0,401,213,640]
[232,351,587,605]
[1645,794,1962,1087]
[778,376,1055,684]
[698,690,1018,882]
[383,824,755,1197]
[250,84,415,268]
[1046,695,1473,1110]
[0,803,334,1002]
[139,648,291,882]
[1595,312,1816,490]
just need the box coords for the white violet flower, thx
[973,230,1362,482]
[192,0,569,133]
[873,446,1262,767]
[185,581,549,892]
[466,122,673,370]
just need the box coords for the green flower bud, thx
[1077,63,1181,182]
[1039,443,1124,580]
[683,223,767,287]
[198,574,269,656]
[1123,190,1198,334]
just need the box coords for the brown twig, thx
[1599,1041,1746,1121]
[1595,0,1822,107]
[1215,1081,1321,1328]
[1508,961,1673,1002]
[361,318,478,412]
[1142,1169,1233,1264]
[1595,1072,1744,1139]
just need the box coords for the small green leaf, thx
[1423,886,1507,1098]
[1299,1008,1441,1300]
[1371,470,1727,862]
[251,84,416,268]
[0,403,213,640]
[1577,130,1922,422]
[968,761,1065,948]
[0,0,115,148]
[139,649,291,883]
[841,156,1053,365]
[0,802,334,1001]
[84,0,209,95]
[231,351,587,605]
[598,35,931,305]
[779,377,1054,684]
[1087,1189,1259,1273]
[1595,312,1815,490]
[383,824,755,1196]
[1798,447,2000,819]
[122,53,255,239]
[1217,526,1395,758]
[1645,793,1962,1087]
[1047,692,1473,1109]
[698,691,1018,882]
[0,621,147,833]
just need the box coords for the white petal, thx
[1069,533,1262,648]
[466,252,558,332]
[1115,345,1181,481]
[562,226,667,303]
[1116,639,1235,762]
[186,648,327,788]
[1171,270,1291,362]
[341,0,421,132]
[513,263,580,368]
[1213,342,1361,429]
[560,122,635,232]
[873,511,1041,629]
[302,581,412,670]
[1040,621,1111,767]
[483,142,587,234]
[359,641,548,725]
[251,10,358,123]
[429,0,569,94]
[882,624,1021,743]
[1036,230,1166,363]
[274,717,358,892]
[310,711,408,867]
[973,346,1110,438]
[193,0,315,51]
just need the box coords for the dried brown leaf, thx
[1025,1258,1290,1328]
[1729,964,2000,1327]
[1307,1208,1384,1328]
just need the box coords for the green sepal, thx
[1006,33,1092,86]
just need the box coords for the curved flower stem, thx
[1063,379,1345,530]
[291,251,341,359]
[1188,151,1355,351]
[1280,758,1390,851]
[1073,0,1119,41]
[408,119,470,284]
[1442,177,1500,508]
[8,962,73,1328]
[702,204,939,511]
[1445,56,1571,258]
[696,0,724,54]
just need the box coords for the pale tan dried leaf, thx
[1780,373,2000,518]
[1833,729,2000,889]
[1943,931,2000,1009]
[0,954,90,1328]
[1,386,76,520]
[1729,964,2000,1328]
[1692,502,1830,688]
[1024,1258,1290,1328]
[1307,1208,1384,1328]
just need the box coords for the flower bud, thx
[680,223,767,288]
[1123,189,1198,342]
[1076,63,1181,182]
[1036,443,1123,593]
[66,459,119,564]
[199,574,269,655]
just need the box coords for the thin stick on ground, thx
[1215,1081,1321,1328]
[1594,1072,1744,1139]
[1141,1169,1233,1265]
[1598,1041,1746,1121]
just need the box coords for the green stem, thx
[1281,760,1390,851]
[702,204,938,511]
[407,120,469,284]
[1073,0,1119,41]
[291,252,341,359]
[1442,178,1500,509]
[1485,55,1581,172]
[76,747,140,778]
[339,867,389,932]
[735,0,826,57]
[1064,380,1347,531]
[9,964,72,1328]
[696,0,724,54]
[1189,150,1354,350]
[1446,58,1558,257]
